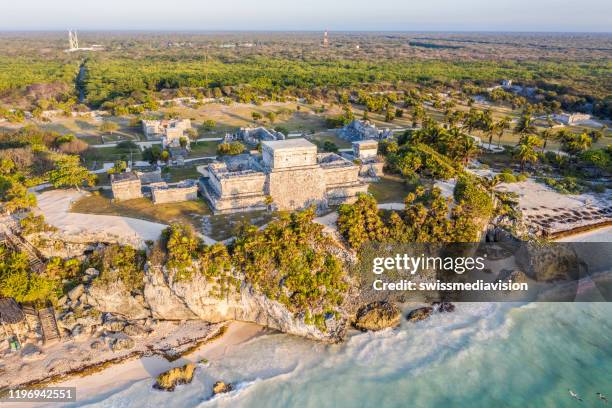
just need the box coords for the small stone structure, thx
[142,119,192,148]
[353,140,378,160]
[352,140,384,178]
[136,168,163,185]
[151,180,198,204]
[200,138,369,213]
[225,126,285,145]
[110,172,143,201]
[551,113,591,126]
[338,120,392,141]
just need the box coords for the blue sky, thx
[1,0,610,32]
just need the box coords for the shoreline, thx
[551,221,612,241]
[3,223,608,406]
[65,321,264,405]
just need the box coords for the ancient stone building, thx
[110,172,143,201]
[551,113,591,126]
[151,181,198,204]
[352,140,379,160]
[141,119,192,147]
[352,140,384,178]
[338,120,392,141]
[200,138,369,214]
[225,126,285,145]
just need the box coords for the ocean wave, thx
[196,365,300,407]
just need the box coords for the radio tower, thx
[323,30,329,47]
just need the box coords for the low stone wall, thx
[151,186,198,204]
[111,180,143,201]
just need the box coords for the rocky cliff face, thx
[86,264,347,342]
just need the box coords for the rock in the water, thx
[212,381,234,395]
[68,284,85,302]
[354,301,400,331]
[154,364,196,392]
[111,337,135,351]
[406,307,433,322]
[432,302,455,313]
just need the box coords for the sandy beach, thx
[3,322,265,408]
[61,321,265,406]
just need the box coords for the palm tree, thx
[455,133,479,165]
[539,129,554,151]
[496,117,511,148]
[514,135,542,171]
[514,114,536,138]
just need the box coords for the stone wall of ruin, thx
[321,166,362,187]
[267,166,326,210]
[263,146,318,169]
[151,186,198,204]
[210,173,267,198]
[111,180,143,201]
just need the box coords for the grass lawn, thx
[165,166,203,182]
[93,146,143,162]
[71,190,275,241]
[368,176,417,203]
[306,132,353,149]
[203,211,276,241]
[71,190,212,227]
[189,141,219,157]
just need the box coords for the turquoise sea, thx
[82,301,612,408]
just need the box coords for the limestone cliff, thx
[85,264,347,342]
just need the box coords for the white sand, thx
[50,322,263,407]
[35,189,167,247]
[496,179,610,235]
[556,226,612,242]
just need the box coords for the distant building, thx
[142,119,192,148]
[338,120,393,141]
[200,138,369,214]
[225,126,285,145]
[551,113,591,126]
[110,172,143,201]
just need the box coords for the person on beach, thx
[569,389,583,402]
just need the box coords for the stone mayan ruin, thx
[352,140,384,178]
[338,119,393,141]
[110,172,143,201]
[200,138,370,214]
[151,180,199,204]
[110,169,197,205]
[141,119,192,149]
[225,126,285,145]
[551,113,592,126]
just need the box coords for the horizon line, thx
[1,29,611,34]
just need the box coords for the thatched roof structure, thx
[0,297,25,324]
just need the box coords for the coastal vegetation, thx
[232,207,347,329]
